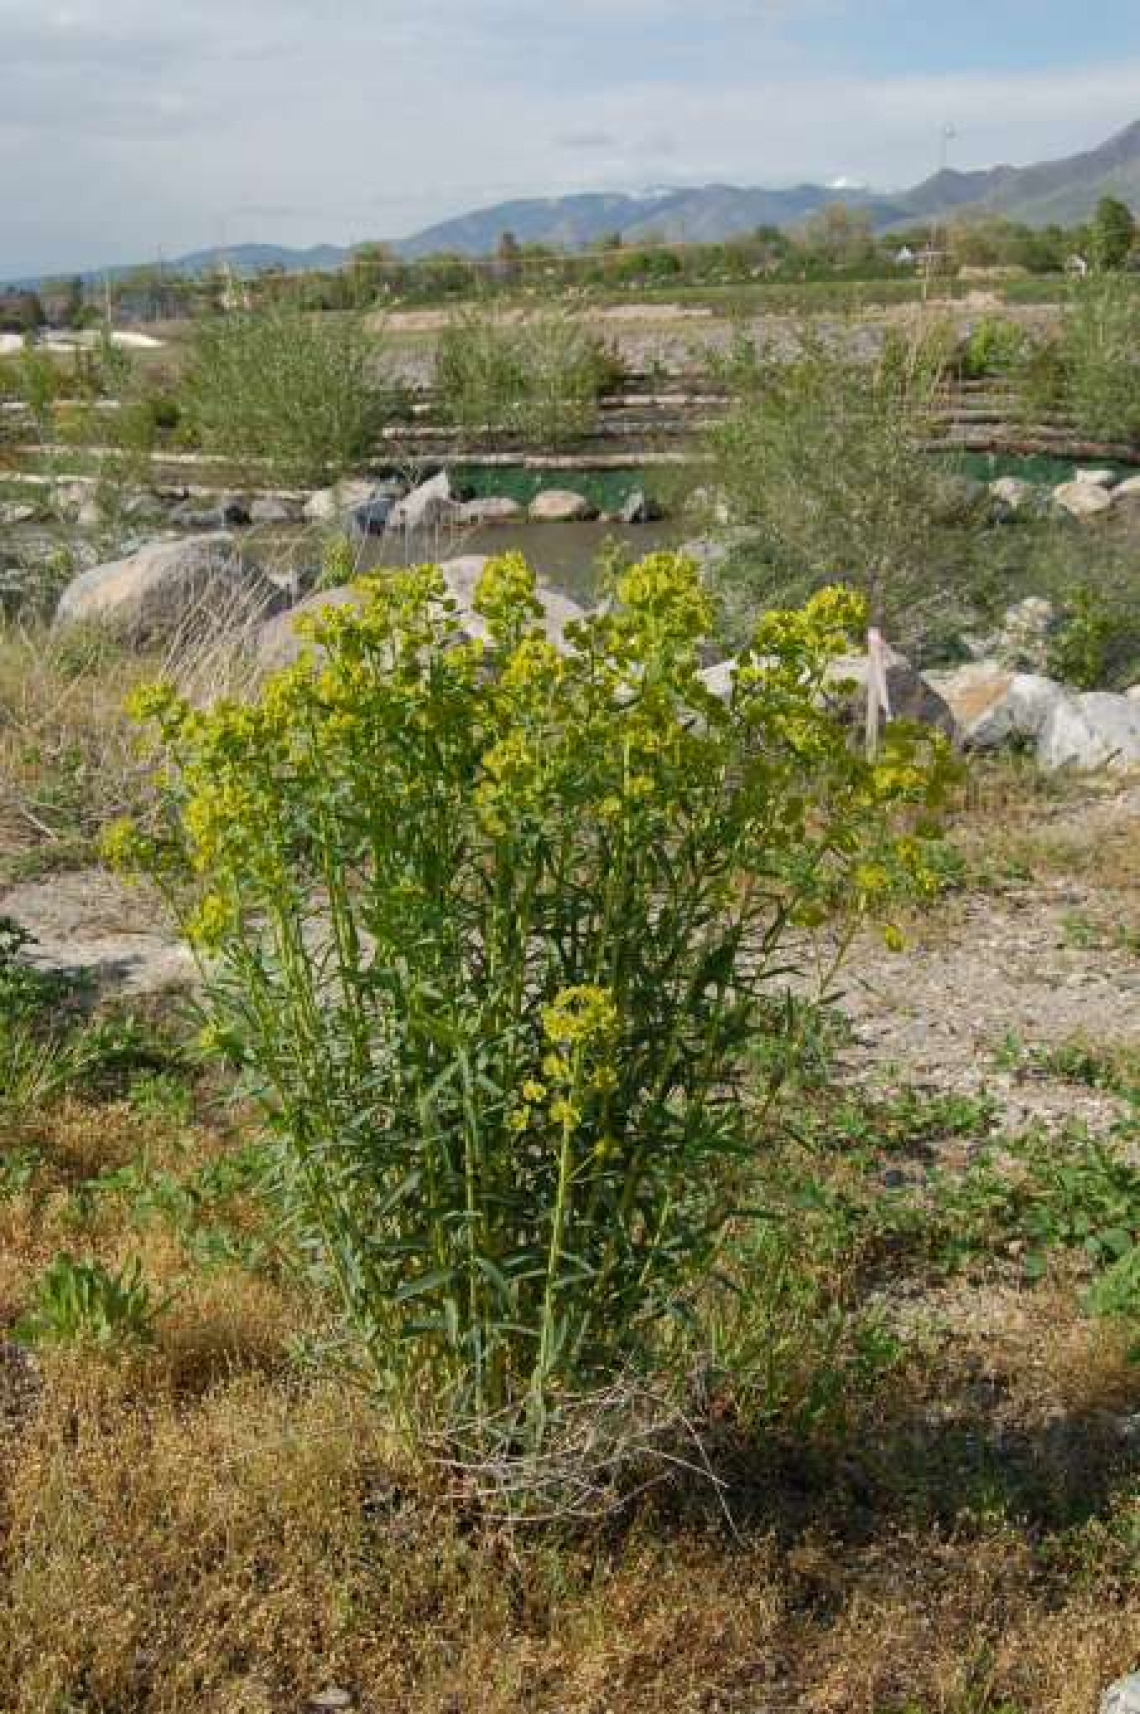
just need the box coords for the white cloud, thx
[0,0,1137,275]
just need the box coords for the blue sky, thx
[798,0,1140,77]
[2,0,1139,276]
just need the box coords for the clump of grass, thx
[0,622,148,851]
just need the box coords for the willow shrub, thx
[435,307,619,448]
[112,553,946,1443]
[183,304,387,486]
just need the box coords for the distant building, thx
[894,245,916,266]
[1065,253,1090,277]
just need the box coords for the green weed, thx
[118,555,948,1444]
[14,1253,165,1348]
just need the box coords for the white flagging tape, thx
[865,627,892,757]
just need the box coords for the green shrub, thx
[183,304,388,484]
[706,325,970,653]
[115,552,945,1444]
[1057,276,1140,444]
[435,308,619,448]
[1017,335,1068,421]
[1046,585,1118,689]
[960,315,1027,380]
[14,1253,163,1348]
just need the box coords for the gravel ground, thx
[834,783,1140,1137]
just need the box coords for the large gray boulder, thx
[1101,1674,1140,1714]
[1037,691,1140,772]
[1113,473,1140,502]
[54,533,286,641]
[458,496,524,526]
[255,556,588,671]
[824,643,958,739]
[388,471,459,533]
[927,663,1067,750]
[529,489,598,523]
[988,475,1040,514]
[0,871,194,1000]
[302,478,377,524]
[1053,480,1113,520]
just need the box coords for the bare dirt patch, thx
[835,779,1140,1136]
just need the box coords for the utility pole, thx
[923,123,957,303]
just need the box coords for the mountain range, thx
[395,119,1140,258]
[6,119,1139,287]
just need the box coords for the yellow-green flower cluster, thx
[185,891,238,951]
[752,583,865,660]
[615,552,713,650]
[542,984,619,1049]
[474,552,542,644]
[539,984,621,1110]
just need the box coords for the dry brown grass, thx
[0,1078,1134,1714]
[0,626,150,859]
[951,759,1140,895]
[0,589,277,876]
[1,1351,1134,1714]
[0,713,1136,1711]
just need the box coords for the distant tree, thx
[999,222,1065,275]
[64,276,85,328]
[412,251,478,299]
[800,203,876,268]
[947,220,1002,269]
[350,242,402,305]
[40,276,86,328]
[496,230,522,284]
[0,291,45,334]
[750,225,792,267]
[1090,195,1136,271]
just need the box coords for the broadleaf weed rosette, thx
[122,552,949,1446]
